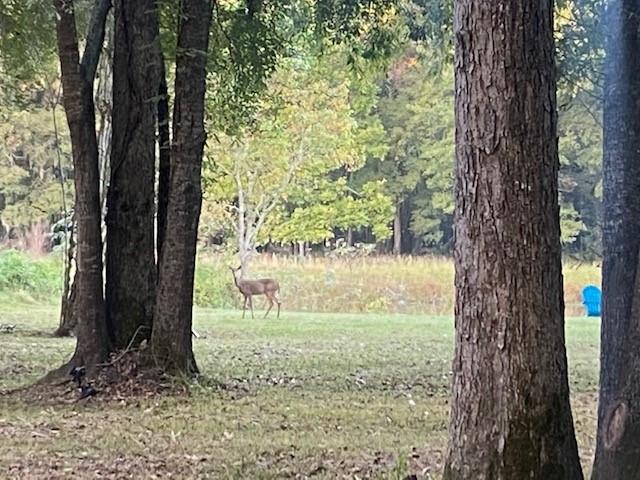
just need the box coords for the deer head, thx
[229,265,242,283]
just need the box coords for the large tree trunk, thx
[151,0,212,375]
[105,0,161,349]
[443,1,583,478]
[591,1,640,477]
[56,21,112,340]
[51,0,111,372]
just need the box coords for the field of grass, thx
[0,303,600,478]
[0,249,601,316]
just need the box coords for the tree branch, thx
[80,0,112,84]
[250,198,278,244]
[244,131,309,245]
[235,166,247,250]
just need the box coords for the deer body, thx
[230,267,281,319]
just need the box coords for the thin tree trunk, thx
[239,242,251,278]
[157,57,171,262]
[55,219,77,337]
[151,0,212,375]
[393,200,402,255]
[56,277,78,336]
[105,0,161,349]
[443,1,583,478]
[591,1,640,477]
[96,23,113,242]
[236,181,252,277]
[49,0,111,374]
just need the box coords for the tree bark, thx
[591,1,640,477]
[56,18,112,340]
[51,0,110,371]
[239,241,251,277]
[235,179,253,277]
[151,0,212,375]
[54,219,77,337]
[393,200,402,255]
[56,278,78,337]
[95,23,113,238]
[105,0,161,348]
[443,1,583,478]
[157,56,171,262]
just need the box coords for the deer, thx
[229,266,281,319]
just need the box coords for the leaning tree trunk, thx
[105,0,161,349]
[591,1,640,477]
[151,0,212,375]
[50,0,111,373]
[443,1,583,478]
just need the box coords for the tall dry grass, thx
[0,249,600,315]
[196,253,601,316]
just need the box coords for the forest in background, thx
[0,0,604,259]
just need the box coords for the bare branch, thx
[250,198,279,243]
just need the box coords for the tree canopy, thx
[0,0,606,258]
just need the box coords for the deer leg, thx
[264,293,273,319]
[242,296,248,319]
[274,292,281,319]
[249,296,255,319]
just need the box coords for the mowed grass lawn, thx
[0,305,600,479]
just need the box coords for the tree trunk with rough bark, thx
[56,20,112,340]
[50,0,111,373]
[443,1,583,478]
[105,0,161,349]
[151,0,212,375]
[591,1,640,477]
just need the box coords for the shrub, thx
[0,249,62,300]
